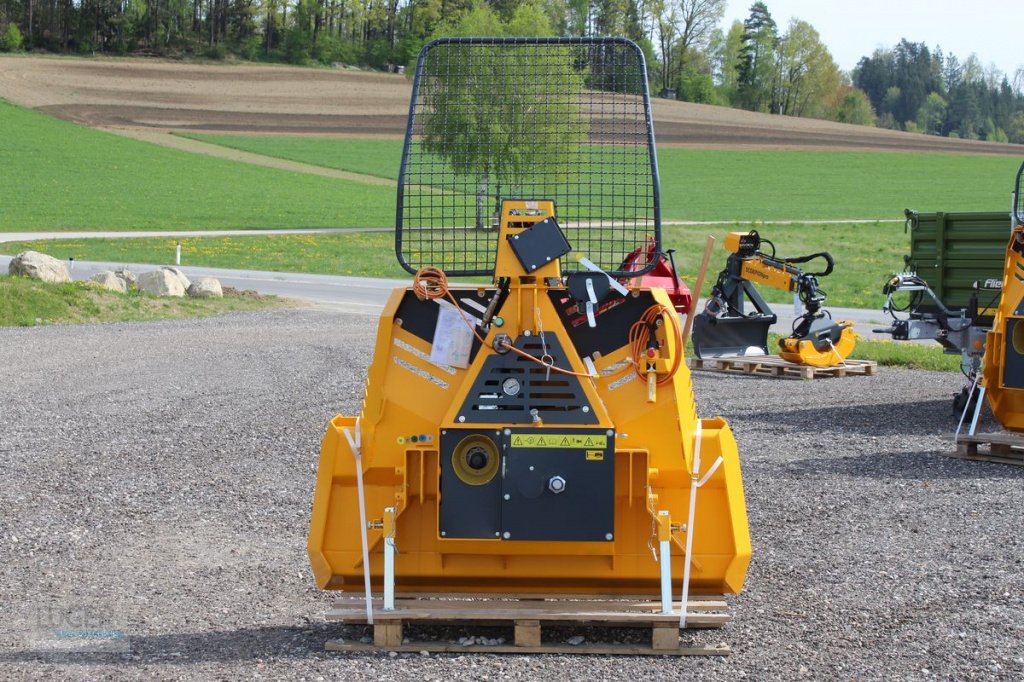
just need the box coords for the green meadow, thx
[183,133,1021,221]
[0,274,282,327]
[0,101,395,231]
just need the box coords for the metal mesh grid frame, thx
[1015,160,1024,225]
[395,36,662,277]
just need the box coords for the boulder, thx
[162,266,191,290]
[137,269,186,297]
[112,269,137,287]
[187,276,223,299]
[91,271,128,293]
[8,251,71,283]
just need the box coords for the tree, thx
[773,19,839,118]
[675,0,725,77]
[916,91,946,134]
[708,20,743,104]
[0,22,22,51]
[736,1,777,112]
[1008,111,1024,144]
[421,3,587,228]
[833,87,876,126]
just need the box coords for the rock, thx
[137,270,186,297]
[113,269,137,287]
[187,276,223,299]
[566,635,585,646]
[162,266,191,290]
[91,271,128,293]
[8,251,71,283]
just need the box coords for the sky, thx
[722,0,1023,79]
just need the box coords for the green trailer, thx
[901,208,1013,320]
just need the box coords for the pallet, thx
[323,592,731,656]
[688,355,878,380]
[953,432,1024,466]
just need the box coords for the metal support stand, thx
[658,512,672,613]
[969,386,987,436]
[955,374,985,440]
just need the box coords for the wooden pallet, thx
[323,592,731,656]
[953,432,1024,466]
[688,355,878,380]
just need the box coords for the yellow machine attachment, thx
[308,201,751,599]
[692,230,856,367]
[980,222,1024,431]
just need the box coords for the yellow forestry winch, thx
[307,37,750,614]
[978,161,1024,432]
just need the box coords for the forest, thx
[1,0,1022,142]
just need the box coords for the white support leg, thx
[969,386,987,437]
[383,506,396,611]
[955,374,981,441]
[659,538,672,614]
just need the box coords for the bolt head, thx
[548,475,566,494]
[605,533,613,541]
[503,531,511,539]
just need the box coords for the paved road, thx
[0,255,899,339]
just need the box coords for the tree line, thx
[0,0,1021,142]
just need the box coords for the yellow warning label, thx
[510,434,607,449]
[585,450,604,461]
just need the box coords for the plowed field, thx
[2,56,1022,155]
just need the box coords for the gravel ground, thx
[1,308,1022,681]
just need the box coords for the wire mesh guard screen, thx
[396,37,661,277]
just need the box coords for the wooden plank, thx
[330,596,728,614]
[332,591,725,602]
[325,607,728,627]
[951,432,1024,466]
[514,619,541,647]
[325,640,731,657]
[651,623,679,650]
[373,622,402,647]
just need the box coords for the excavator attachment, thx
[980,162,1024,431]
[308,38,750,605]
[692,230,855,366]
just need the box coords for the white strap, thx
[343,421,374,626]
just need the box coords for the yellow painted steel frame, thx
[309,201,751,595]
[739,258,794,293]
[982,223,1024,431]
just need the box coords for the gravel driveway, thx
[1,309,1022,680]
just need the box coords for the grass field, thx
[184,133,1021,220]
[1,221,908,308]
[0,101,395,231]
[0,274,282,326]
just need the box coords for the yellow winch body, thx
[982,223,1024,431]
[309,201,751,595]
